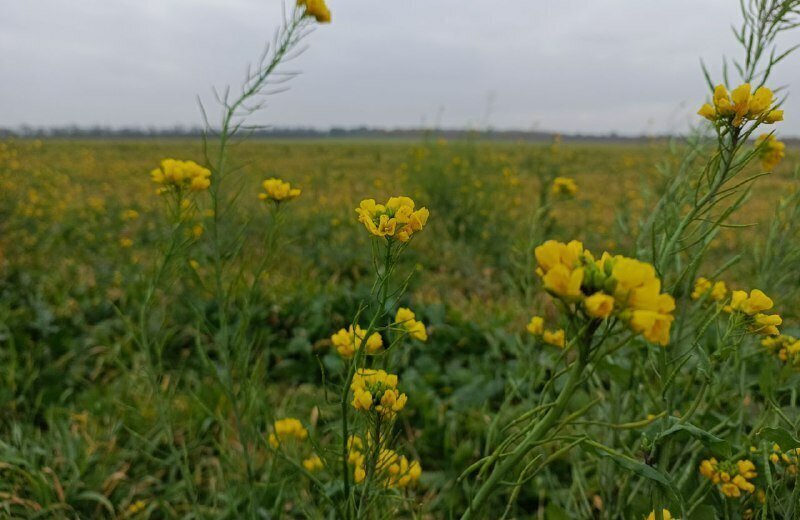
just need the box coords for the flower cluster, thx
[527,316,565,348]
[699,458,757,498]
[551,176,578,196]
[347,435,421,488]
[692,278,781,337]
[351,369,407,417]
[697,84,783,127]
[769,444,800,475]
[691,276,727,301]
[356,197,429,242]
[150,159,211,193]
[755,134,786,171]
[534,240,675,346]
[331,325,383,358]
[394,308,427,341]
[726,289,781,336]
[761,335,800,368]
[259,178,301,203]
[297,0,331,23]
[268,417,308,448]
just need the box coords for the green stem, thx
[357,415,383,516]
[340,240,394,518]
[462,341,590,519]
[202,19,306,508]
[657,131,739,272]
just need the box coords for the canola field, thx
[4,0,800,518]
[1,136,800,519]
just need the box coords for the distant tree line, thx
[0,125,797,144]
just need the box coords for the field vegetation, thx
[2,0,800,518]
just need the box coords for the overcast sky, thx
[2,0,799,136]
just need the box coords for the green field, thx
[2,137,800,518]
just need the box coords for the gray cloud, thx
[2,0,799,135]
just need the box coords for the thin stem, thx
[463,327,594,519]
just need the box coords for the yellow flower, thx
[298,0,331,23]
[714,85,734,115]
[764,109,783,123]
[407,320,428,341]
[700,457,758,498]
[699,458,718,479]
[584,292,614,319]
[720,482,741,497]
[399,460,422,487]
[352,389,373,411]
[697,103,716,121]
[190,176,210,191]
[755,134,786,171]
[700,83,782,127]
[646,510,673,520]
[629,310,673,347]
[752,313,781,336]
[386,196,415,214]
[356,196,428,241]
[534,241,674,346]
[601,255,675,345]
[268,417,308,448]
[380,388,408,415]
[395,307,428,341]
[728,290,747,312]
[612,257,657,299]
[259,178,301,202]
[331,325,383,358]
[377,214,397,236]
[691,277,712,299]
[762,334,800,367]
[350,369,406,417]
[303,455,324,472]
[122,209,139,221]
[386,454,422,488]
[354,465,366,483]
[535,240,584,274]
[543,329,565,348]
[728,288,775,316]
[710,281,727,301]
[542,264,584,298]
[692,277,727,301]
[527,316,544,335]
[730,83,752,126]
[552,176,578,196]
[748,86,774,116]
[119,238,133,248]
[409,207,430,231]
[356,199,384,220]
[151,159,211,193]
[737,460,757,479]
[348,441,421,489]
[347,435,363,455]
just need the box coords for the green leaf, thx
[580,439,680,502]
[756,426,800,449]
[655,418,731,458]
